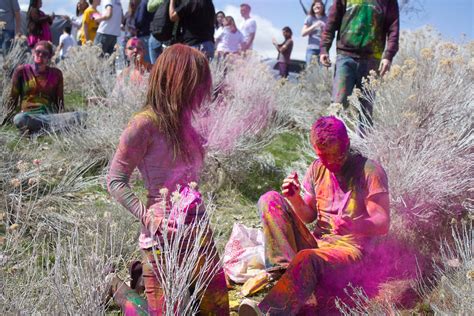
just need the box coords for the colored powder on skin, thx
[315,236,424,313]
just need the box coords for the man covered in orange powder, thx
[239,116,390,315]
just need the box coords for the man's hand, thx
[331,215,353,235]
[379,58,391,77]
[320,54,331,67]
[281,172,300,200]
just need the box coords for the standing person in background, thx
[122,0,139,41]
[71,0,88,45]
[134,0,154,63]
[146,0,164,63]
[215,10,225,31]
[26,0,54,49]
[272,26,293,79]
[320,0,400,132]
[301,0,327,67]
[81,0,100,45]
[169,0,215,59]
[0,0,21,57]
[56,25,75,60]
[121,0,139,66]
[94,0,123,55]
[215,16,244,60]
[239,3,256,52]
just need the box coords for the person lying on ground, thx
[107,44,229,315]
[239,116,390,316]
[1,40,86,135]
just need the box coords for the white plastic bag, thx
[223,223,265,284]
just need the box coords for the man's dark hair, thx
[282,26,292,36]
[88,0,94,5]
[240,3,251,10]
[64,25,72,34]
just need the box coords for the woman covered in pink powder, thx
[26,0,54,48]
[107,44,229,315]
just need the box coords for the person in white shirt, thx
[215,16,244,60]
[56,25,75,59]
[94,0,123,55]
[239,3,256,51]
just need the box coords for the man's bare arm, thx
[95,6,113,22]
[282,173,318,224]
[333,193,390,236]
[169,0,179,22]
[244,32,255,50]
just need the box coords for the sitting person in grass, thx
[107,44,229,315]
[1,40,86,135]
[87,37,151,106]
[239,116,390,315]
[119,36,152,84]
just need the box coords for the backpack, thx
[150,0,175,42]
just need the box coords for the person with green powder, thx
[320,0,399,133]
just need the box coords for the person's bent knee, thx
[258,190,283,209]
[13,112,30,130]
[258,190,289,219]
[293,249,322,267]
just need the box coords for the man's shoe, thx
[129,260,144,293]
[241,271,270,296]
[239,299,264,316]
[241,267,285,296]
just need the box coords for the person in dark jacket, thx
[134,0,156,63]
[320,0,399,134]
[169,0,215,59]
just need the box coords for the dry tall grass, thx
[1,27,472,313]
[342,28,473,250]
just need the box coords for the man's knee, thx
[293,249,323,271]
[258,190,286,217]
[13,112,30,129]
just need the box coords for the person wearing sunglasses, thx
[121,37,152,82]
[239,116,390,315]
[1,41,86,135]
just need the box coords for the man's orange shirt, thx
[302,152,389,236]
